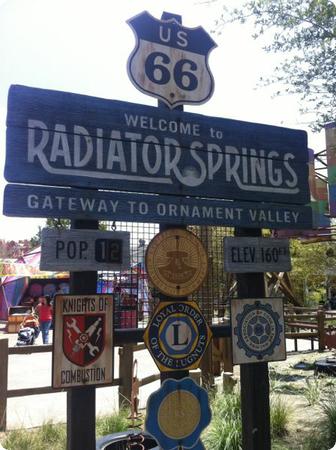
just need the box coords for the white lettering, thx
[74,126,93,168]
[28,120,49,163]
[27,194,38,208]
[50,125,72,166]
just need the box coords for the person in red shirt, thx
[36,295,53,344]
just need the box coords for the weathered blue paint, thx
[6,85,310,204]
[127,11,217,108]
[3,184,313,229]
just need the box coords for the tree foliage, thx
[215,0,336,130]
[290,239,336,304]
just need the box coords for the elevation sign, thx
[5,85,310,204]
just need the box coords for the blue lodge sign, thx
[5,85,310,205]
[143,301,212,371]
[127,11,217,108]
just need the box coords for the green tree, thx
[29,226,42,249]
[214,0,336,130]
[290,239,336,304]
[46,218,70,229]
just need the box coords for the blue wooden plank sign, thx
[5,85,310,204]
[3,184,313,229]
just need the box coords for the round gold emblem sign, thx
[145,229,208,297]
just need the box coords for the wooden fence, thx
[284,306,336,352]
[0,340,160,432]
[3,311,325,434]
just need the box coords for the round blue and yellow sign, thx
[144,301,212,371]
[145,377,211,450]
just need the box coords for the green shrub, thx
[96,409,130,437]
[3,421,66,450]
[203,389,242,450]
[320,390,336,448]
[270,396,291,438]
[303,377,322,406]
[2,410,131,450]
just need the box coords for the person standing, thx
[36,295,53,344]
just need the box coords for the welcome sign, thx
[5,85,310,205]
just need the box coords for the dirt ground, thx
[266,347,336,450]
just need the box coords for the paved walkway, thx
[0,320,321,430]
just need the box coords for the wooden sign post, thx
[3,8,312,450]
[67,219,98,450]
[235,228,271,450]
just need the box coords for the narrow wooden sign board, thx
[52,294,113,388]
[40,229,130,272]
[231,297,286,365]
[224,237,291,273]
[4,183,313,230]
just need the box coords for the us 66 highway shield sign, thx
[127,11,217,108]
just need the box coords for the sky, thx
[0,0,327,241]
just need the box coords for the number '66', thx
[145,51,198,91]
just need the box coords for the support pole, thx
[67,219,98,450]
[235,228,271,450]
[317,307,325,352]
[158,12,189,386]
[118,344,134,408]
[0,338,8,431]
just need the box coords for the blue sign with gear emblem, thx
[231,298,286,364]
[144,301,212,371]
[145,377,211,450]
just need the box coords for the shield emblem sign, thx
[63,314,105,366]
[127,11,217,108]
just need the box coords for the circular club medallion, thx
[234,301,283,360]
[145,377,211,450]
[145,229,208,297]
[144,301,212,372]
[158,390,201,439]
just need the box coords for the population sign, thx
[127,11,217,108]
[52,294,113,388]
[40,228,130,272]
[144,301,212,371]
